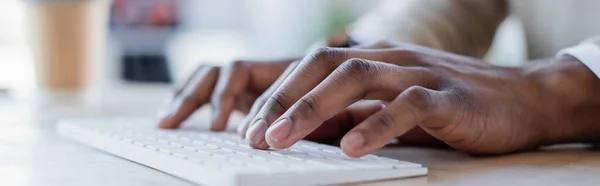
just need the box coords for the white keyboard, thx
[57,118,427,186]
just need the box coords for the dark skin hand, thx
[158,40,438,146]
[160,41,600,157]
[157,38,401,134]
[158,58,296,132]
[244,43,600,157]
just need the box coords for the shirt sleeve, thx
[348,0,508,58]
[557,36,600,79]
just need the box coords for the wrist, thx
[523,57,600,145]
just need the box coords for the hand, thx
[246,43,593,157]
[158,58,299,133]
[158,40,400,136]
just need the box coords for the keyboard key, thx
[286,153,326,161]
[145,144,176,151]
[183,145,220,151]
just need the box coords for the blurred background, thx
[0,0,526,101]
[0,0,382,97]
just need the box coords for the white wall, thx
[0,0,35,94]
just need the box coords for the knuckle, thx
[402,86,433,115]
[335,59,384,88]
[340,58,378,76]
[309,47,334,61]
[411,67,441,88]
[268,91,293,111]
[373,112,397,130]
[308,47,348,67]
[205,65,220,76]
[295,94,322,120]
[230,60,247,70]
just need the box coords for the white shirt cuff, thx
[556,42,600,79]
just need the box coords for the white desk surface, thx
[2,85,600,186]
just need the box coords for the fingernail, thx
[247,119,267,145]
[341,132,366,152]
[267,118,292,142]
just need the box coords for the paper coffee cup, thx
[26,0,109,92]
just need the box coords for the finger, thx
[235,92,257,114]
[159,64,208,120]
[159,66,219,128]
[231,59,297,136]
[173,65,206,97]
[210,61,250,131]
[240,61,300,137]
[305,100,384,144]
[238,94,265,138]
[242,61,300,148]
[340,86,443,157]
[238,61,300,138]
[247,48,407,147]
[264,59,439,149]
